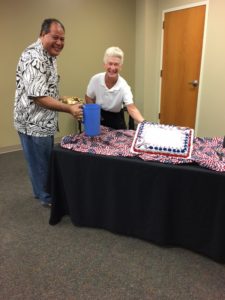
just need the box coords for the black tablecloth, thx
[49,144,225,263]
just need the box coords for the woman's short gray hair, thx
[103,46,124,65]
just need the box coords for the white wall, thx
[197,0,225,136]
[0,0,136,150]
[136,0,225,137]
[1,0,224,152]
[135,0,159,121]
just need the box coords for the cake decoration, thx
[131,122,194,159]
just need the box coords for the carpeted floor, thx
[0,150,225,300]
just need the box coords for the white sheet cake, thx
[131,122,194,159]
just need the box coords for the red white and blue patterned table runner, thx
[61,126,225,172]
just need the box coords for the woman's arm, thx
[85,95,95,104]
[126,103,145,124]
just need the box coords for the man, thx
[85,46,145,129]
[14,18,83,207]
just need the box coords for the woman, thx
[85,46,145,129]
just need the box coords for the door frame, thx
[158,1,209,133]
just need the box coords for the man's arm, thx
[34,96,83,120]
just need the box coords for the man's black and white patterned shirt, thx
[14,39,60,137]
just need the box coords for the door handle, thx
[188,80,199,87]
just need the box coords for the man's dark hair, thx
[40,18,65,36]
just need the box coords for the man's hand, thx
[69,103,83,120]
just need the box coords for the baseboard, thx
[0,144,22,154]
[0,137,62,155]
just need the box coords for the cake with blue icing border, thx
[131,122,194,159]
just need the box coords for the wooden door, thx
[160,5,206,128]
